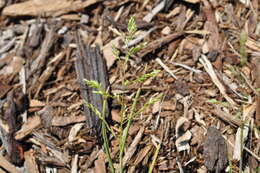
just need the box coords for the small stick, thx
[143,0,165,22]
[171,62,202,73]
[211,105,243,127]
[199,55,237,107]
[223,135,260,162]
[156,58,177,79]
[0,38,16,55]
[114,6,124,22]
[123,26,157,49]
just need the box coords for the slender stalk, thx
[239,123,244,173]
[119,88,141,173]
[148,142,161,173]
[228,157,233,173]
[102,98,115,173]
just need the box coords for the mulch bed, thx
[0,0,259,172]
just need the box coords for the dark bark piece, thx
[48,126,69,139]
[208,50,219,62]
[255,59,260,127]
[0,90,28,166]
[173,79,190,96]
[0,123,24,166]
[5,90,28,133]
[164,0,175,11]
[6,133,24,166]
[13,90,29,116]
[203,126,228,173]
[137,32,184,58]
[24,22,44,58]
[38,105,54,128]
[74,31,109,139]
[38,106,69,139]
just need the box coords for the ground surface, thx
[0,0,259,173]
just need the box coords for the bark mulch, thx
[0,0,259,172]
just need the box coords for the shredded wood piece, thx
[0,156,21,173]
[233,126,249,160]
[182,0,200,3]
[24,150,39,173]
[2,0,101,17]
[123,26,156,49]
[143,0,165,22]
[223,135,260,162]
[0,38,15,54]
[71,154,79,173]
[211,106,243,127]
[199,54,237,107]
[114,5,124,22]
[123,126,145,166]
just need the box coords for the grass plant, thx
[84,17,162,173]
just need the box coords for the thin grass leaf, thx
[101,98,115,173]
[92,90,112,98]
[135,70,160,83]
[128,42,146,56]
[135,93,163,117]
[112,45,120,60]
[84,79,102,89]
[84,101,115,137]
[239,30,248,66]
[148,142,161,173]
[119,88,141,173]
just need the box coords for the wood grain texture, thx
[75,31,109,139]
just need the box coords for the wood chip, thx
[94,152,106,173]
[0,156,21,173]
[123,126,145,166]
[137,32,184,58]
[2,0,100,17]
[183,0,200,3]
[24,150,39,173]
[0,81,12,98]
[203,127,227,173]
